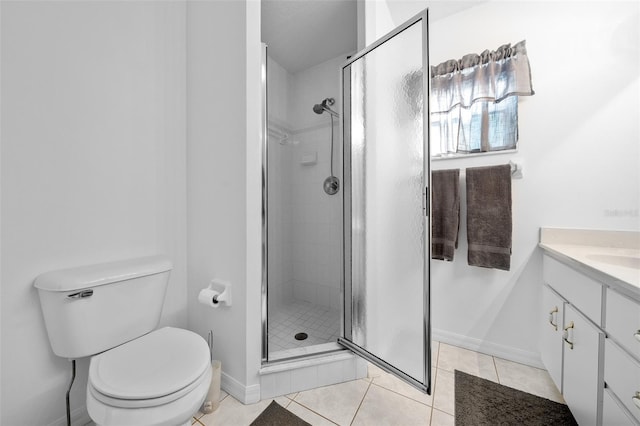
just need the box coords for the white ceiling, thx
[261,1,487,74]
[261,0,357,74]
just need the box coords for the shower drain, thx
[294,332,308,341]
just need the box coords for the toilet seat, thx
[87,362,211,426]
[89,327,210,408]
[88,366,210,409]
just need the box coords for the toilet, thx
[34,256,211,426]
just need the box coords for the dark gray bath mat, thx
[455,370,578,426]
[250,401,311,426]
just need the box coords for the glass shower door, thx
[339,10,431,392]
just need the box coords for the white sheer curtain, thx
[431,40,534,156]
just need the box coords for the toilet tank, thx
[34,255,172,359]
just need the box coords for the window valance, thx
[431,40,534,114]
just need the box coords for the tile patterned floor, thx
[193,342,565,426]
[268,300,340,359]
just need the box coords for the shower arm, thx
[313,98,339,118]
[321,106,339,118]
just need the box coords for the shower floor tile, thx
[268,300,340,359]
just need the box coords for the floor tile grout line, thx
[492,355,501,384]
[278,396,293,408]
[286,392,299,400]
[428,343,441,426]
[349,378,373,426]
[431,407,455,423]
[368,380,433,408]
[427,373,436,426]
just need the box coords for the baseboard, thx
[48,406,91,426]
[433,328,544,369]
[221,371,261,405]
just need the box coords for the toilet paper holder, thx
[207,279,232,307]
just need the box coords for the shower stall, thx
[262,9,431,394]
[263,50,345,361]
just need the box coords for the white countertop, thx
[539,228,640,298]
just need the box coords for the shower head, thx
[312,98,339,117]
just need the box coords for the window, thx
[430,41,533,158]
[431,97,518,157]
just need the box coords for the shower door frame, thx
[338,9,432,393]
[261,11,432,385]
[260,43,348,365]
[261,42,268,363]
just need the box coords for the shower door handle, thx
[423,187,429,216]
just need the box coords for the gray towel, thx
[431,169,460,261]
[466,164,512,271]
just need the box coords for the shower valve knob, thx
[324,176,340,195]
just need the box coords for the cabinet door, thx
[541,285,564,393]
[563,303,604,426]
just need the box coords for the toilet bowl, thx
[34,256,212,426]
[87,327,211,426]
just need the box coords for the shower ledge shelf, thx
[300,152,317,165]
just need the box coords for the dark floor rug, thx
[455,370,578,426]
[250,401,311,426]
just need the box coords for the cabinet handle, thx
[548,307,558,331]
[563,321,574,350]
[634,331,640,343]
[633,392,640,410]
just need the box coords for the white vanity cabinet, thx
[541,255,605,425]
[541,254,640,425]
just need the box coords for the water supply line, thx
[66,359,76,426]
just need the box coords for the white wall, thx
[0,1,187,424]
[186,0,263,403]
[365,0,639,365]
[1,0,264,418]
[244,0,264,401]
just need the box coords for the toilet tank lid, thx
[34,255,173,292]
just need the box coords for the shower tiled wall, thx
[268,53,347,312]
[289,125,342,310]
[267,55,294,311]
[288,55,345,310]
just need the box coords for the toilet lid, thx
[89,327,210,400]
